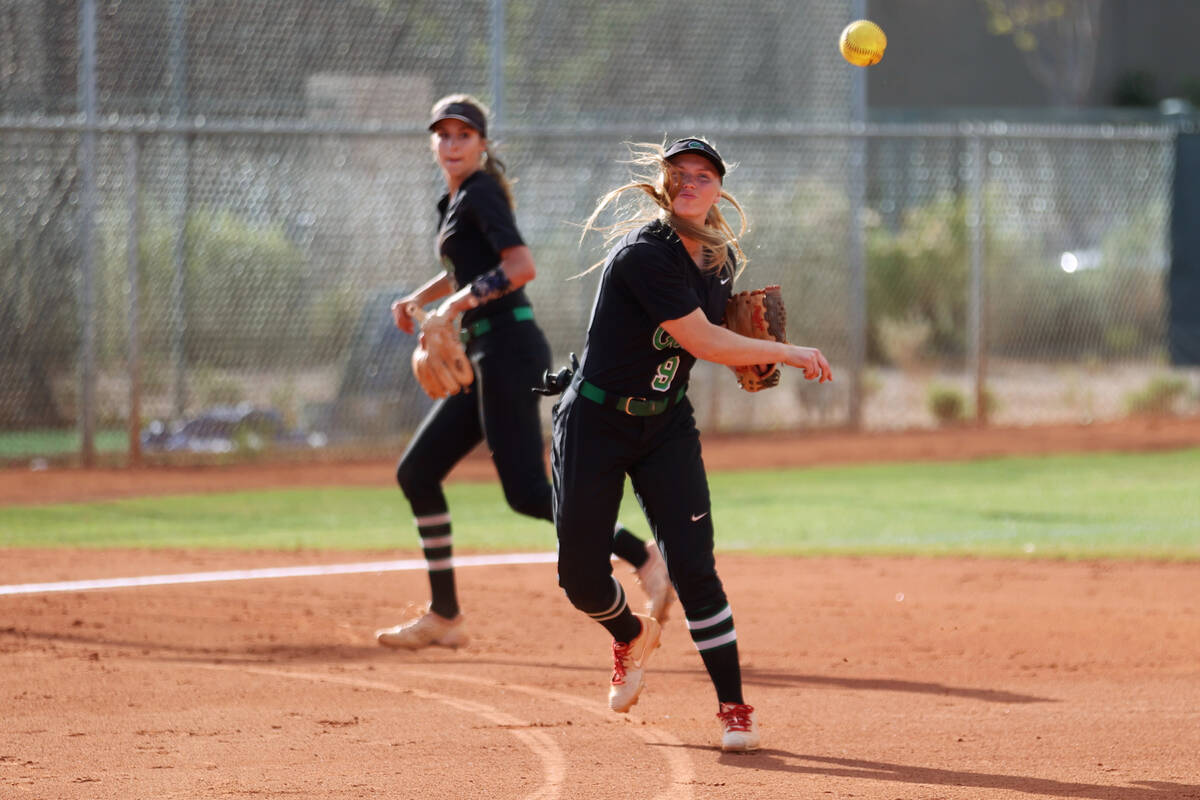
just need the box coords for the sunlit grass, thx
[2,449,1198,560]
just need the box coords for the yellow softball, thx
[839,19,887,67]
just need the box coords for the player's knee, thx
[395,458,434,504]
[555,552,614,613]
[557,573,611,614]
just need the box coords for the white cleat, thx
[717,702,760,752]
[376,607,468,650]
[608,614,661,713]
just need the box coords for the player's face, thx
[667,154,722,225]
[431,118,487,186]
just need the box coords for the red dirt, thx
[2,418,1199,798]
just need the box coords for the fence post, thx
[77,0,98,467]
[966,133,988,424]
[491,0,506,129]
[125,134,142,466]
[846,0,869,430]
[168,0,190,419]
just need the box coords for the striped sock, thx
[687,603,744,704]
[588,576,641,643]
[415,511,458,619]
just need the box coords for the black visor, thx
[664,138,726,178]
[428,101,487,138]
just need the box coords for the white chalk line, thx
[4,552,698,794]
[401,666,696,800]
[0,551,558,596]
[201,664,566,800]
[195,662,694,800]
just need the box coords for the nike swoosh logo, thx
[720,276,731,285]
[690,511,709,522]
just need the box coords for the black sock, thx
[416,512,459,619]
[428,571,459,620]
[700,644,744,705]
[612,525,649,568]
[602,609,643,644]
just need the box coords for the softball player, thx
[551,137,832,751]
[375,95,671,650]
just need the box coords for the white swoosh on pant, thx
[690,511,709,522]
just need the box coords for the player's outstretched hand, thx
[782,345,833,383]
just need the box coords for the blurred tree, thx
[0,151,79,428]
[979,0,1102,107]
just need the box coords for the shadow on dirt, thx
[695,750,1200,800]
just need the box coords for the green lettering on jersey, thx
[651,356,680,392]
[652,326,680,351]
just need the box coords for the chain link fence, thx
[1,0,1195,466]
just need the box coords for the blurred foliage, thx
[871,189,1167,364]
[978,0,1100,106]
[100,205,314,370]
[867,193,970,363]
[1124,374,1190,417]
[769,176,852,349]
[0,155,79,429]
[927,383,968,425]
[876,315,934,371]
[980,0,1069,51]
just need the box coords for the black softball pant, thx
[396,322,553,520]
[551,389,727,616]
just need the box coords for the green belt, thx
[574,376,686,417]
[460,305,534,344]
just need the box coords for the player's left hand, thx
[782,345,833,383]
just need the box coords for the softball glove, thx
[410,304,474,400]
[723,285,788,392]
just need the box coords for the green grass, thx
[2,449,1199,560]
[0,428,128,459]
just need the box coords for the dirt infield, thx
[3,419,1200,798]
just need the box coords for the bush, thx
[927,383,967,425]
[102,206,312,371]
[1124,375,1190,417]
[0,187,79,428]
[867,194,968,363]
[877,315,933,370]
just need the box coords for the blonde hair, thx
[430,93,515,208]
[579,140,747,276]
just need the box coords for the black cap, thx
[428,100,488,138]
[664,138,726,178]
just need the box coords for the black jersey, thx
[579,219,734,398]
[436,170,532,325]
